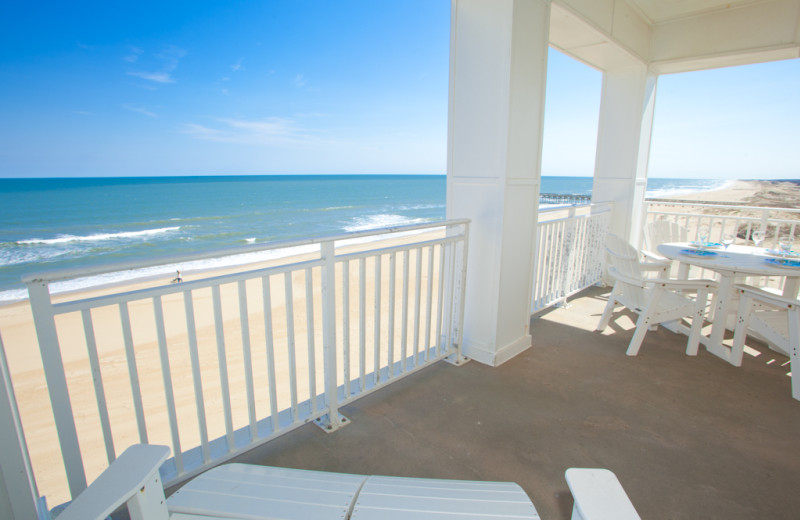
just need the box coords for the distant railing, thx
[14,220,469,511]
[645,201,800,291]
[539,193,592,205]
[531,203,613,312]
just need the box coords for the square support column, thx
[447,0,550,365]
[592,62,657,246]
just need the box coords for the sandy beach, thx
[3,179,800,506]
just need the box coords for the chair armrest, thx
[648,278,717,290]
[565,468,640,520]
[607,267,648,289]
[736,284,798,310]
[55,445,170,520]
[641,250,668,263]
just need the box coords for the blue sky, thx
[0,1,797,179]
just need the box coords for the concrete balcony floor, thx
[207,286,800,520]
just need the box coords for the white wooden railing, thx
[14,220,468,512]
[531,203,613,312]
[644,201,800,291]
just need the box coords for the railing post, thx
[314,240,349,432]
[26,280,88,499]
[0,333,48,520]
[447,222,470,366]
[556,207,578,308]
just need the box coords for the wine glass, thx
[751,228,765,253]
[779,234,794,260]
[697,225,709,248]
[722,233,734,250]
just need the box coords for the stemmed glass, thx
[779,235,794,261]
[722,233,735,250]
[751,228,765,253]
[697,225,710,249]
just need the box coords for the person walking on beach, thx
[172,270,183,283]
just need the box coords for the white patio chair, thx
[597,234,717,356]
[732,284,799,401]
[53,444,641,520]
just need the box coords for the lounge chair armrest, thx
[565,468,640,520]
[55,444,170,520]
[736,284,798,309]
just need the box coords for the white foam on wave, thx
[343,214,427,233]
[645,179,732,200]
[16,226,180,245]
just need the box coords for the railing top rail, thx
[645,200,800,214]
[537,201,613,216]
[22,219,470,285]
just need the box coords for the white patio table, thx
[657,243,800,365]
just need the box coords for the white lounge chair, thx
[597,234,717,356]
[53,445,640,520]
[642,220,689,277]
[732,284,800,401]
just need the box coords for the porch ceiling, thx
[550,0,800,74]
[628,0,764,23]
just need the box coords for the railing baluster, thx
[211,285,235,451]
[435,242,446,356]
[424,245,435,360]
[238,280,257,442]
[372,254,381,384]
[359,257,367,392]
[304,268,317,412]
[387,252,396,378]
[152,296,183,474]
[400,250,410,371]
[413,247,423,364]
[341,259,351,398]
[80,309,115,464]
[261,275,280,433]
[182,290,210,463]
[284,272,299,420]
[118,302,147,444]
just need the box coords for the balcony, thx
[167,285,800,520]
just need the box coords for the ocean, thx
[0,175,727,302]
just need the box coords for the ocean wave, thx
[343,214,428,232]
[16,226,180,246]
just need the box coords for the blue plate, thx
[764,257,800,268]
[681,249,718,257]
[689,241,722,249]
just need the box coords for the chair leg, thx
[686,288,710,356]
[596,286,620,332]
[627,289,665,356]
[730,294,754,367]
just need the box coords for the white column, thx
[592,61,657,246]
[447,0,550,365]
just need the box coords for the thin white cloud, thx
[127,71,175,83]
[180,117,311,146]
[126,45,186,84]
[231,58,244,71]
[124,46,143,63]
[123,104,158,117]
[294,74,307,88]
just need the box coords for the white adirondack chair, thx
[732,284,799,401]
[597,234,717,356]
[51,444,640,520]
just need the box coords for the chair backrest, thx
[644,220,688,253]
[605,234,649,311]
